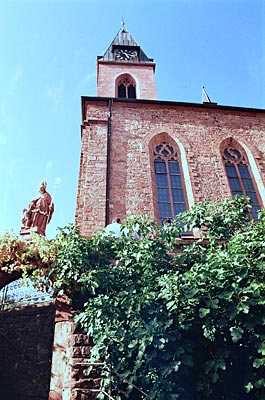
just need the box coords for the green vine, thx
[0,196,264,399]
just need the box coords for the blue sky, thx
[0,0,264,238]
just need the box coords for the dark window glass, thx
[173,203,187,215]
[168,160,180,174]
[118,84,126,98]
[157,188,170,202]
[155,160,166,173]
[229,178,241,190]
[225,164,238,177]
[251,206,260,220]
[172,189,185,202]
[170,175,182,187]
[242,179,254,190]
[232,190,243,196]
[238,164,251,178]
[128,85,136,99]
[156,174,168,187]
[247,192,259,204]
[158,203,172,218]
[162,149,169,157]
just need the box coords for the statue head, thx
[39,181,47,194]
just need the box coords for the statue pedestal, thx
[19,227,38,241]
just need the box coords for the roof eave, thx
[81,96,265,114]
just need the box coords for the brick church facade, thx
[75,24,265,237]
[0,24,265,400]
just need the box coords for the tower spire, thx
[121,16,127,32]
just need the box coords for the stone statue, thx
[21,181,54,236]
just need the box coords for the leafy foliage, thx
[0,231,53,274]
[0,196,264,399]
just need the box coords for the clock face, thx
[115,49,138,61]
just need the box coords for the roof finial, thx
[121,15,127,32]
[202,85,212,103]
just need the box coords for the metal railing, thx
[0,278,54,310]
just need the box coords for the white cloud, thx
[14,65,24,82]
[43,84,63,109]
[43,71,65,111]
[0,102,10,128]
[0,134,7,147]
[85,71,96,81]
[46,160,53,170]
[55,177,62,185]
[8,64,24,96]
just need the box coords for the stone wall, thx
[49,297,104,400]
[69,327,105,400]
[0,302,55,400]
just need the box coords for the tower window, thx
[153,142,188,225]
[116,74,136,99]
[221,144,261,219]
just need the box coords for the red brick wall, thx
[0,303,55,400]
[75,99,265,237]
[75,101,109,235]
[49,297,104,400]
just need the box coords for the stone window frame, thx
[116,73,136,99]
[220,137,262,219]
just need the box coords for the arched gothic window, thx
[221,143,261,219]
[116,74,136,99]
[153,142,188,225]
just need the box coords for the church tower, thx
[75,24,160,236]
[96,22,157,100]
[75,25,265,237]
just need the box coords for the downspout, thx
[105,98,112,226]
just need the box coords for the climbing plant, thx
[0,196,264,399]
